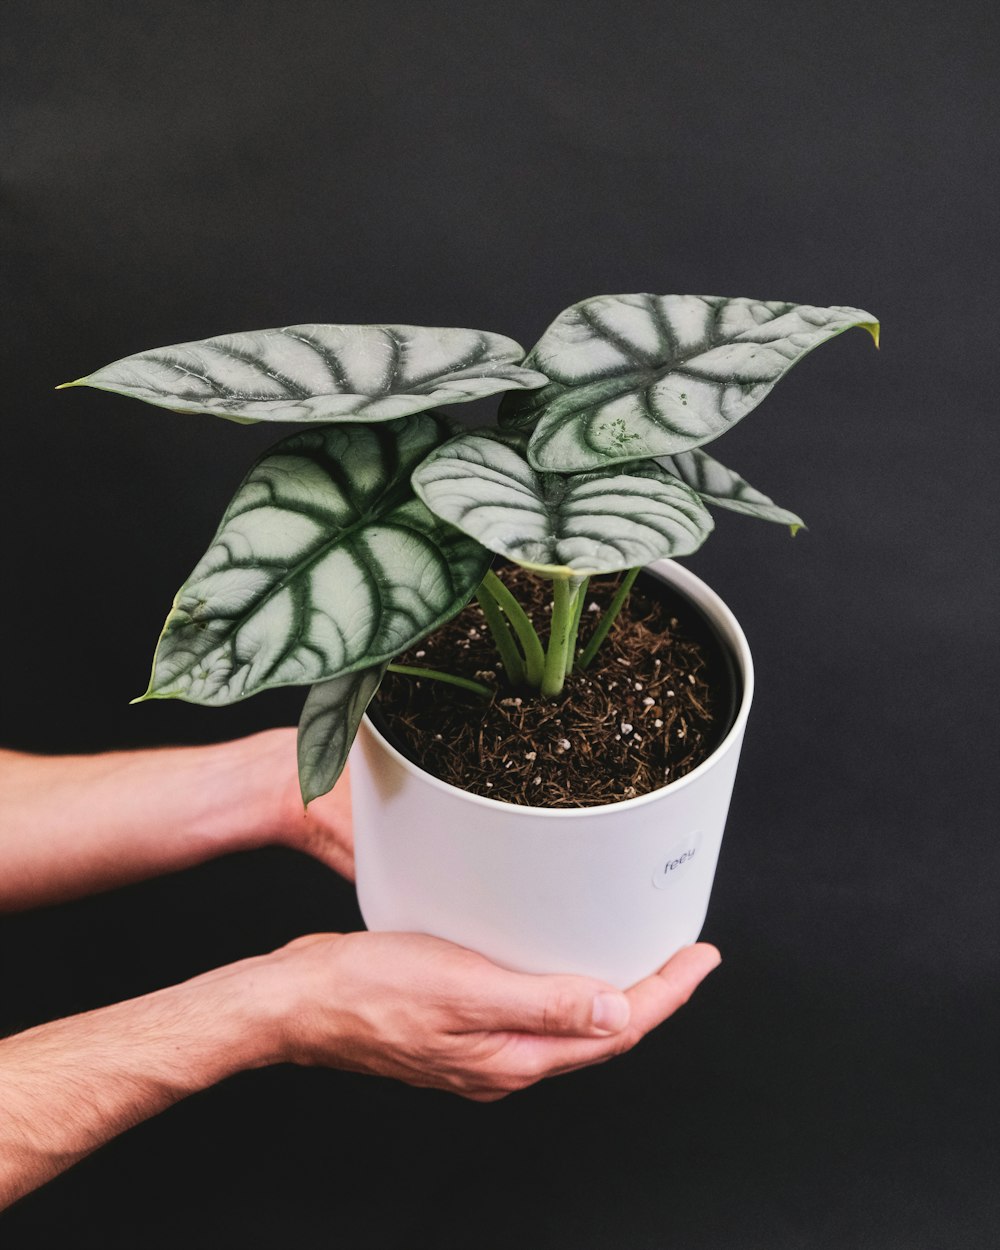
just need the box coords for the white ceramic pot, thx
[350,558,753,989]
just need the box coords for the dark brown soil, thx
[371,564,732,809]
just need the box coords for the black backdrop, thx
[2,2,998,1246]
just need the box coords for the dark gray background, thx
[2,1,997,1246]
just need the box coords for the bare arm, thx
[0,732,720,1208]
[0,953,276,1208]
[0,935,721,1209]
[0,728,353,911]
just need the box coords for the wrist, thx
[191,728,301,856]
[246,934,350,1068]
[166,949,299,1079]
[218,730,356,879]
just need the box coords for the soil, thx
[371,564,735,809]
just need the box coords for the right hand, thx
[260,932,721,1101]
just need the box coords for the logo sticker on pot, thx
[652,832,703,889]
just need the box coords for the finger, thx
[625,943,721,1035]
[480,943,722,1083]
[459,966,632,1039]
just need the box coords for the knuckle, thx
[456,1032,510,1071]
[543,986,581,1033]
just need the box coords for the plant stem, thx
[386,664,494,700]
[474,588,526,685]
[566,575,589,672]
[481,569,546,687]
[541,576,577,698]
[577,566,641,671]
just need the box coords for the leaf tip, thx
[864,322,880,349]
[55,377,86,391]
[299,778,331,808]
[130,680,163,705]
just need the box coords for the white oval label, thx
[652,832,703,889]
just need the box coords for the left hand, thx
[249,728,355,880]
[258,932,721,1099]
[279,765,355,881]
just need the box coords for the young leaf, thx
[138,415,491,706]
[658,449,805,532]
[499,294,879,471]
[297,664,388,805]
[64,324,548,424]
[412,430,714,576]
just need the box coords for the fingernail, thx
[592,992,630,1033]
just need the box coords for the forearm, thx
[0,931,719,1207]
[0,952,283,1209]
[0,730,298,910]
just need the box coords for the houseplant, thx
[63,293,878,984]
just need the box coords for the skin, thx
[0,729,721,1209]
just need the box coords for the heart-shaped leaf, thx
[500,294,879,471]
[64,324,548,424]
[412,430,714,576]
[139,414,491,706]
[658,449,805,532]
[297,664,388,805]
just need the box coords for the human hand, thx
[234,728,356,880]
[257,932,721,1101]
[275,758,355,881]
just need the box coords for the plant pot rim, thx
[361,557,754,820]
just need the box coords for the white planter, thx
[350,559,754,989]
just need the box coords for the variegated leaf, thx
[138,414,491,706]
[64,324,548,424]
[412,430,713,576]
[297,664,388,804]
[658,449,805,532]
[499,294,879,471]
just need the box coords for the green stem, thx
[577,566,641,671]
[474,588,526,685]
[482,569,546,687]
[387,664,493,700]
[541,576,576,698]
[566,575,589,672]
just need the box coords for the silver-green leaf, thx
[658,449,805,532]
[297,664,387,805]
[64,324,548,424]
[499,294,879,471]
[139,414,491,706]
[412,430,714,576]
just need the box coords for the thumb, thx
[464,968,632,1038]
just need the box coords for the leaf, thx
[64,324,548,424]
[412,430,714,576]
[297,664,387,805]
[658,449,805,532]
[499,294,880,471]
[138,414,491,706]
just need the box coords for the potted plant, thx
[62,294,878,986]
